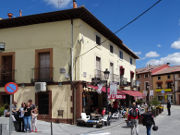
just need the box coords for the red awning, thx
[87,85,126,99]
[121,90,144,98]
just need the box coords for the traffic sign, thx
[4,82,18,95]
[161,90,165,94]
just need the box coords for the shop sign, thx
[156,89,172,92]
[97,83,103,94]
[108,94,126,99]
[161,90,165,94]
[150,90,154,96]
[110,83,117,98]
[143,90,147,96]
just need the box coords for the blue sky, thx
[0,0,180,68]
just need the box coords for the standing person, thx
[128,102,140,135]
[19,102,25,132]
[167,100,171,116]
[31,107,38,132]
[142,108,156,135]
[24,102,32,132]
[113,100,119,113]
[28,99,36,110]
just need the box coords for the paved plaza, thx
[4,105,178,135]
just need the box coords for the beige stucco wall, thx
[0,19,80,83]
[0,84,72,119]
[76,20,136,82]
[0,18,136,83]
[49,85,72,119]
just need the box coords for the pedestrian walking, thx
[167,100,171,116]
[24,102,32,132]
[142,108,156,135]
[128,102,140,135]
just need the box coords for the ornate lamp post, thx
[103,68,110,113]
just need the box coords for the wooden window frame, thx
[0,52,15,82]
[35,48,53,82]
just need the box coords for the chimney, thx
[19,10,22,17]
[8,13,13,19]
[73,0,77,8]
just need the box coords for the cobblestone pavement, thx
[5,105,180,135]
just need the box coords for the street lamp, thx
[103,68,110,114]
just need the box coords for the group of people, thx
[4,99,38,133]
[128,102,157,135]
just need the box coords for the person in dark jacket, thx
[167,100,171,116]
[142,108,155,135]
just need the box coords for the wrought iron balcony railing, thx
[32,67,53,82]
[0,69,16,85]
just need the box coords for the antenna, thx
[58,0,63,8]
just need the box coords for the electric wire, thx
[76,0,162,59]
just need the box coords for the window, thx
[167,82,172,88]
[39,52,50,81]
[130,58,133,65]
[96,35,101,45]
[144,73,149,78]
[96,57,101,78]
[110,45,113,53]
[145,82,149,90]
[35,48,53,82]
[157,83,162,89]
[1,55,13,83]
[158,76,161,80]
[119,51,123,59]
[167,75,171,79]
[110,63,114,82]
[137,74,140,79]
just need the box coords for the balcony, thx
[131,80,139,88]
[120,77,128,86]
[95,69,103,79]
[0,69,16,86]
[94,69,121,83]
[32,67,53,82]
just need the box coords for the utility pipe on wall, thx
[71,19,76,124]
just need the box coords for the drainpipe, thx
[71,19,76,124]
[173,73,176,104]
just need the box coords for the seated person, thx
[4,104,10,117]
[94,108,99,114]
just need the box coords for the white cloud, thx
[157,44,161,48]
[134,51,142,55]
[145,51,159,58]
[171,38,180,49]
[43,0,71,8]
[147,52,180,66]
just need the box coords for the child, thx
[31,107,38,132]
[101,107,106,116]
